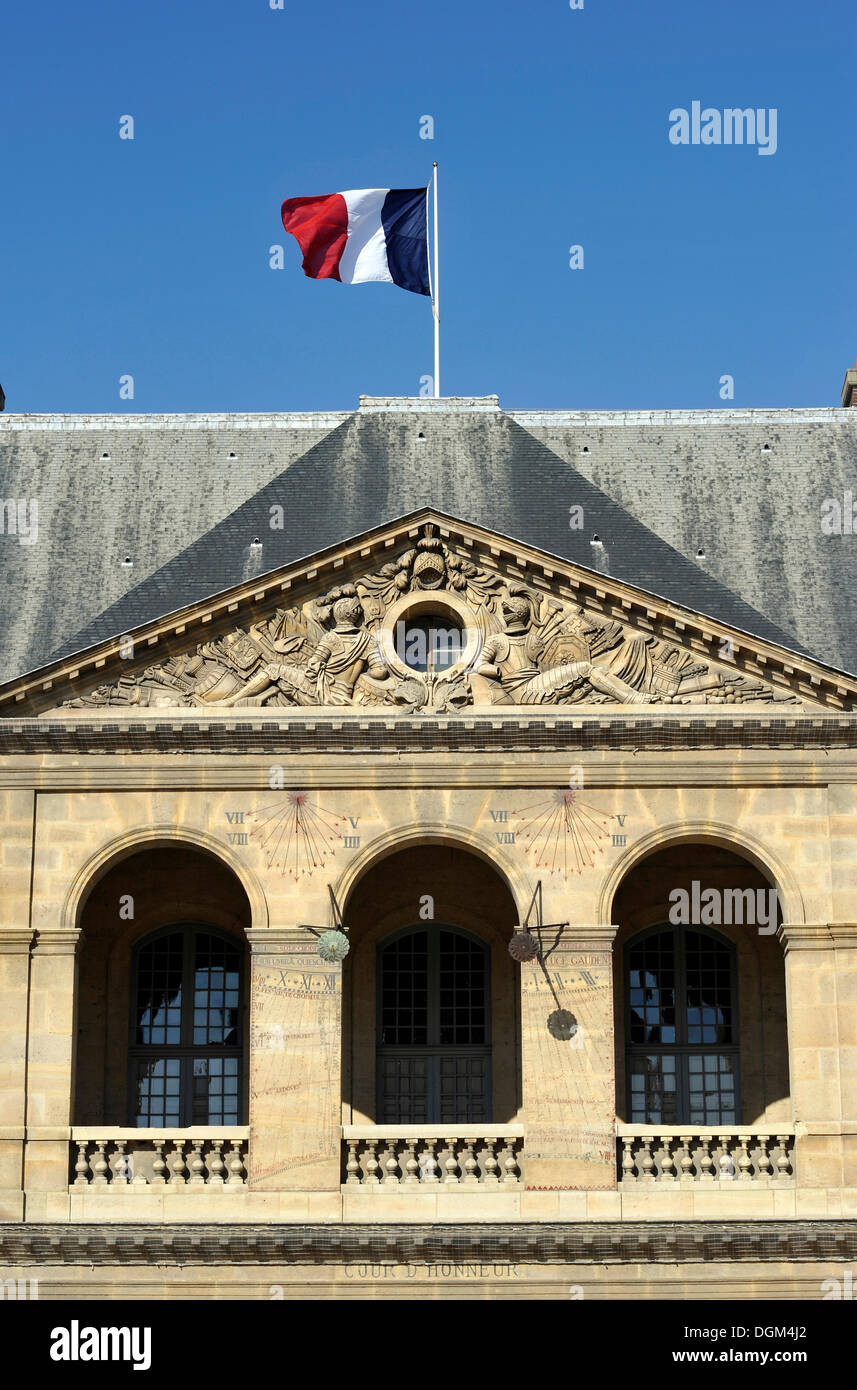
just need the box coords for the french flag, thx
[281,188,430,296]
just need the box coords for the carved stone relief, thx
[62,524,800,711]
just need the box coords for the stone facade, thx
[2,489,857,1297]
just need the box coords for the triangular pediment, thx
[2,510,854,715]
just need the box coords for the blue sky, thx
[1,0,855,412]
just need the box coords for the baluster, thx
[226,1140,246,1186]
[483,1138,500,1187]
[639,1138,655,1182]
[381,1138,400,1185]
[461,1141,479,1185]
[776,1135,793,1178]
[208,1140,226,1186]
[169,1140,187,1186]
[677,1136,695,1182]
[756,1135,772,1180]
[188,1138,206,1185]
[132,1145,148,1185]
[114,1140,131,1186]
[718,1135,735,1180]
[73,1140,91,1187]
[92,1139,110,1187]
[443,1138,460,1185]
[501,1139,520,1185]
[402,1140,419,1185]
[699,1136,715,1181]
[659,1134,676,1181]
[345,1139,362,1185]
[620,1138,637,1182]
[420,1139,439,1184]
[363,1139,380,1184]
[737,1134,752,1181]
[151,1141,167,1186]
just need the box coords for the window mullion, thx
[677,1053,688,1126]
[182,929,194,1049]
[675,923,687,1046]
[428,930,439,1048]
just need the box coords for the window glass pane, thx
[132,927,243,1126]
[687,1052,737,1125]
[133,1057,181,1126]
[438,931,487,1045]
[685,931,732,1044]
[379,932,429,1045]
[626,925,739,1125]
[627,931,675,1044]
[378,928,491,1124]
[193,933,242,1045]
[192,1056,240,1125]
[628,1054,678,1124]
[135,932,183,1046]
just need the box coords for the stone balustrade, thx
[70,1128,249,1188]
[342,1125,524,1187]
[616,1125,795,1184]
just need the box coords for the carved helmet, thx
[332,595,364,627]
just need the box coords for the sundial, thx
[247,791,346,880]
[512,789,612,876]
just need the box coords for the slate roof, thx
[1,397,856,682]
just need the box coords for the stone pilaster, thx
[779,922,844,1190]
[521,925,617,1191]
[247,928,342,1191]
[828,923,857,1191]
[0,930,33,1219]
[23,928,79,1217]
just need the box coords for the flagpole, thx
[432,162,439,398]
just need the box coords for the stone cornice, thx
[2,711,857,756]
[32,928,80,956]
[832,927,857,946]
[1,1221,856,1266]
[778,923,857,951]
[246,928,321,952]
[549,925,618,952]
[0,929,34,954]
[778,924,829,951]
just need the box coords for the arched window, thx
[130,925,243,1127]
[377,925,490,1124]
[625,924,739,1125]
